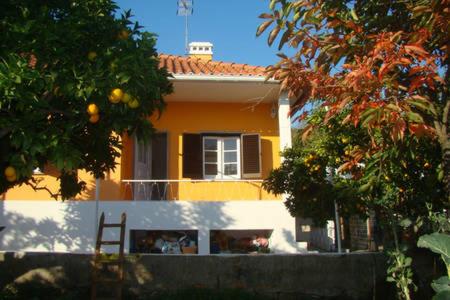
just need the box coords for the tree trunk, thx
[442,136,450,203]
[440,95,450,203]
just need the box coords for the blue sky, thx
[115,0,285,67]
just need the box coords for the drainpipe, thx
[326,167,342,253]
[334,200,342,253]
[94,178,100,245]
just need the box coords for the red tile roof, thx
[159,54,267,77]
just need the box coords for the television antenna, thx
[177,0,193,55]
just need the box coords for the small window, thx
[193,47,197,50]
[199,47,203,51]
[203,137,240,179]
[205,47,209,51]
[182,133,261,179]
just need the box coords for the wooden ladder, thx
[91,212,126,300]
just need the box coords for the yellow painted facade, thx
[3,101,280,201]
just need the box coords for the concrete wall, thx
[0,252,390,299]
[0,200,306,254]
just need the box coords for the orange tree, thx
[0,0,172,199]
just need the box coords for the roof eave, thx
[170,74,279,84]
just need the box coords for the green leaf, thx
[404,257,412,267]
[269,0,276,11]
[418,233,450,266]
[431,276,450,293]
[407,111,424,123]
[350,9,359,21]
[400,218,413,228]
[433,290,450,300]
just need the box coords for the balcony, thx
[121,179,278,201]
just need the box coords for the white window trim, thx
[203,136,241,180]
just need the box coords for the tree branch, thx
[25,177,60,200]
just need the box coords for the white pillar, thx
[278,91,292,152]
[197,229,210,255]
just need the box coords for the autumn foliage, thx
[260,1,449,298]
[258,0,449,196]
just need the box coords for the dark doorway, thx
[151,132,168,200]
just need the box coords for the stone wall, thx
[0,252,392,299]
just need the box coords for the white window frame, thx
[203,136,241,180]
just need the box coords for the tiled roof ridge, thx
[158,54,267,77]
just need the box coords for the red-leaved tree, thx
[258,0,449,199]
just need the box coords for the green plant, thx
[418,232,450,300]
[386,249,417,300]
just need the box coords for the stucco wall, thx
[146,101,281,201]
[0,252,390,299]
[3,102,280,201]
[0,200,304,254]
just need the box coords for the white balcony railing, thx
[121,179,277,201]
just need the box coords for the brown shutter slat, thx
[241,134,261,178]
[182,133,203,179]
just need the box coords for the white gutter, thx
[170,74,279,84]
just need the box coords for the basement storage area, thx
[129,230,198,254]
[210,229,272,254]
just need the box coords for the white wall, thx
[0,200,307,254]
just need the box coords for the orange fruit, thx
[128,98,140,108]
[6,174,17,182]
[88,51,97,61]
[86,103,99,115]
[109,88,123,103]
[89,114,100,123]
[121,93,132,103]
[118,30,129,40]
[4,166,16,178]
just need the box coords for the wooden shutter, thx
[182,133,203,179]
[241,133,261,178]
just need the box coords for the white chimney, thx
[188,42,213,61]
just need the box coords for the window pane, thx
[205,151,217,163]
[204,139,217,151]
[224,151,237,163]
[223,139,237,151]
[224,164,238,175]
[205,163,218,175]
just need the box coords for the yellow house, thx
[0,42,306,255]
